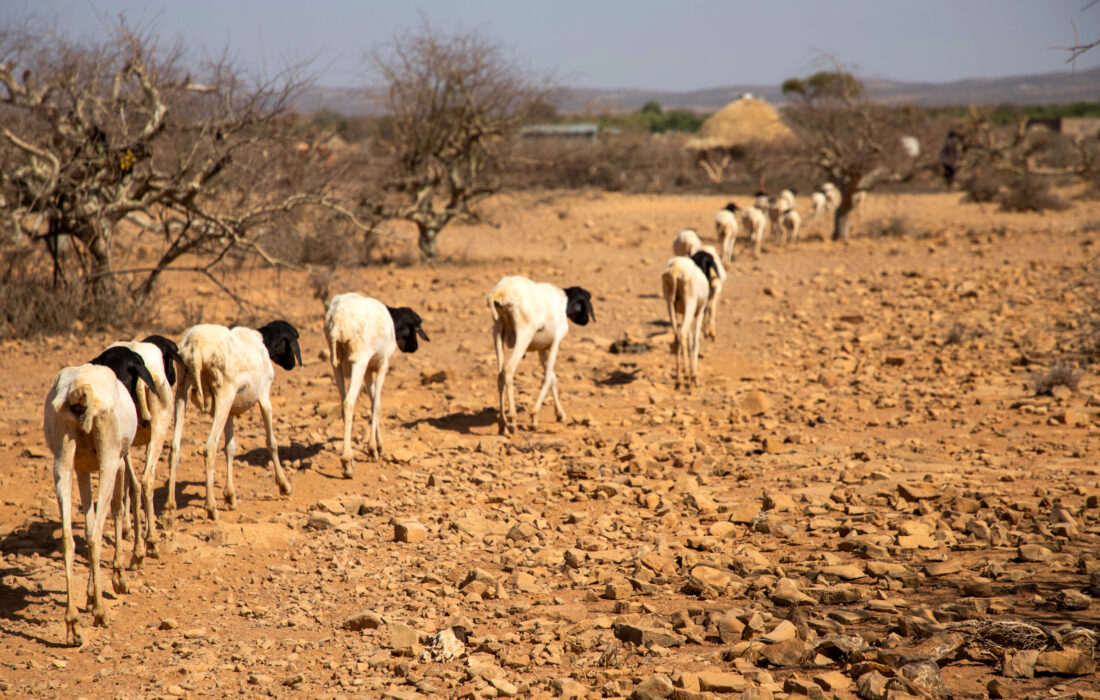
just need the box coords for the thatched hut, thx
[685,95,794,182]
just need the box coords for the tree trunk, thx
[87,232,117,299]
[417,223,439,260]
[832,202,852,241]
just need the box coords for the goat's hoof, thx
[341,465,353,479]
[278,481,293,496]
[66,622,83,647]
[147,541,161,559]
[128,554,144,570]
[93,610,110,628]
[112,576,129,595]
[205,507,219,522]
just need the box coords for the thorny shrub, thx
[1031,364,1083,396]
[0,247,147,339]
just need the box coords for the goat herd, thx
[42,188,835,646]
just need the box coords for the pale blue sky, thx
[8,1,1100,91]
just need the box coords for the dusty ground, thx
[1,189,1099,699]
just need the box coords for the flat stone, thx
[390,622,420,652]
[898,483,939,501]
[1035,649,1097,676]
[696,671,748,693]
[551,677,590,699]
[821,563,866,580]
[899,660,946,697]
[761,620,797,644]
[760,638,810,667]
[343,611,383,631]
[923,560,962,577]
[856,671,888,700]
[784,678,824,700]
[393,521,427,543]
[727,503,760,524]
[1018,544,1053,562]
[1003,649,1038,678]
[614,622,686,648]
[740,391,771,415]
[812,671,851,691]
[633,673,674,700]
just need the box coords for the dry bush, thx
[865,215,914,238]
[505,134,718,193]
[962,171,1002,203]
[1031,364,1083,395]
[999,175,1069,212]
[943,322,986,345]
[0,247,145,339]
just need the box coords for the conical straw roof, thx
[685,96,794,150]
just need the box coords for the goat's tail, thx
[67,379,99,434]
[189,352,206,411]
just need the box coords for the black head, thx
[141,334,183,387]
[258,320,302,371]
[691,251,719,281]
[387,306,430,353]
[564,286,595,326]
[724,202,739,213]
[754,189,767,197]
[88,346,159,407]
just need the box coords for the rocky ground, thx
[1,189,1099,699]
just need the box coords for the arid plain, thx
[1,189,1098,699]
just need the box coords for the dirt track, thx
[1,190,1099,699]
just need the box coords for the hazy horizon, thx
[7,1,1100,92]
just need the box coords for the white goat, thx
[810,189,828,218]
[662,253,715,389]
[698,244,727,340]
[778,189,796,212]
[325,293,428,478]
[488,276,595,435]
[780,208,802,244]
[714,202,740,265]
[44,349,154,645]
[168,321,300,520]
[753,191,770,210]
[741,205,768,256]
[821,182,841,210]
[672,228,703,257]
[106,336,181,560]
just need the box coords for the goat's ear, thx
[291,336,302,368]
[142,334,183,386]
[416,325,430,342]
[133,363,160,399]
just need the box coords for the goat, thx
[44,348,156,645]
[488,276,594,435]
[168,321,300,520]
[324,293,428,477]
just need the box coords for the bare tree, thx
[0,18,343,309]
[1052,1,1099,65]
[368,25,543,260]
[779,70,934,240]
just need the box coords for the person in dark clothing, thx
[940,130,962,188]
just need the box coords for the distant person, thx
[940,130,962,188]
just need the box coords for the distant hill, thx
[299,66,1100,115]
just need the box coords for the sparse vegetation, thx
[999,174,1070,212]
[865,215,914,238]
[1032,363,1083,395]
